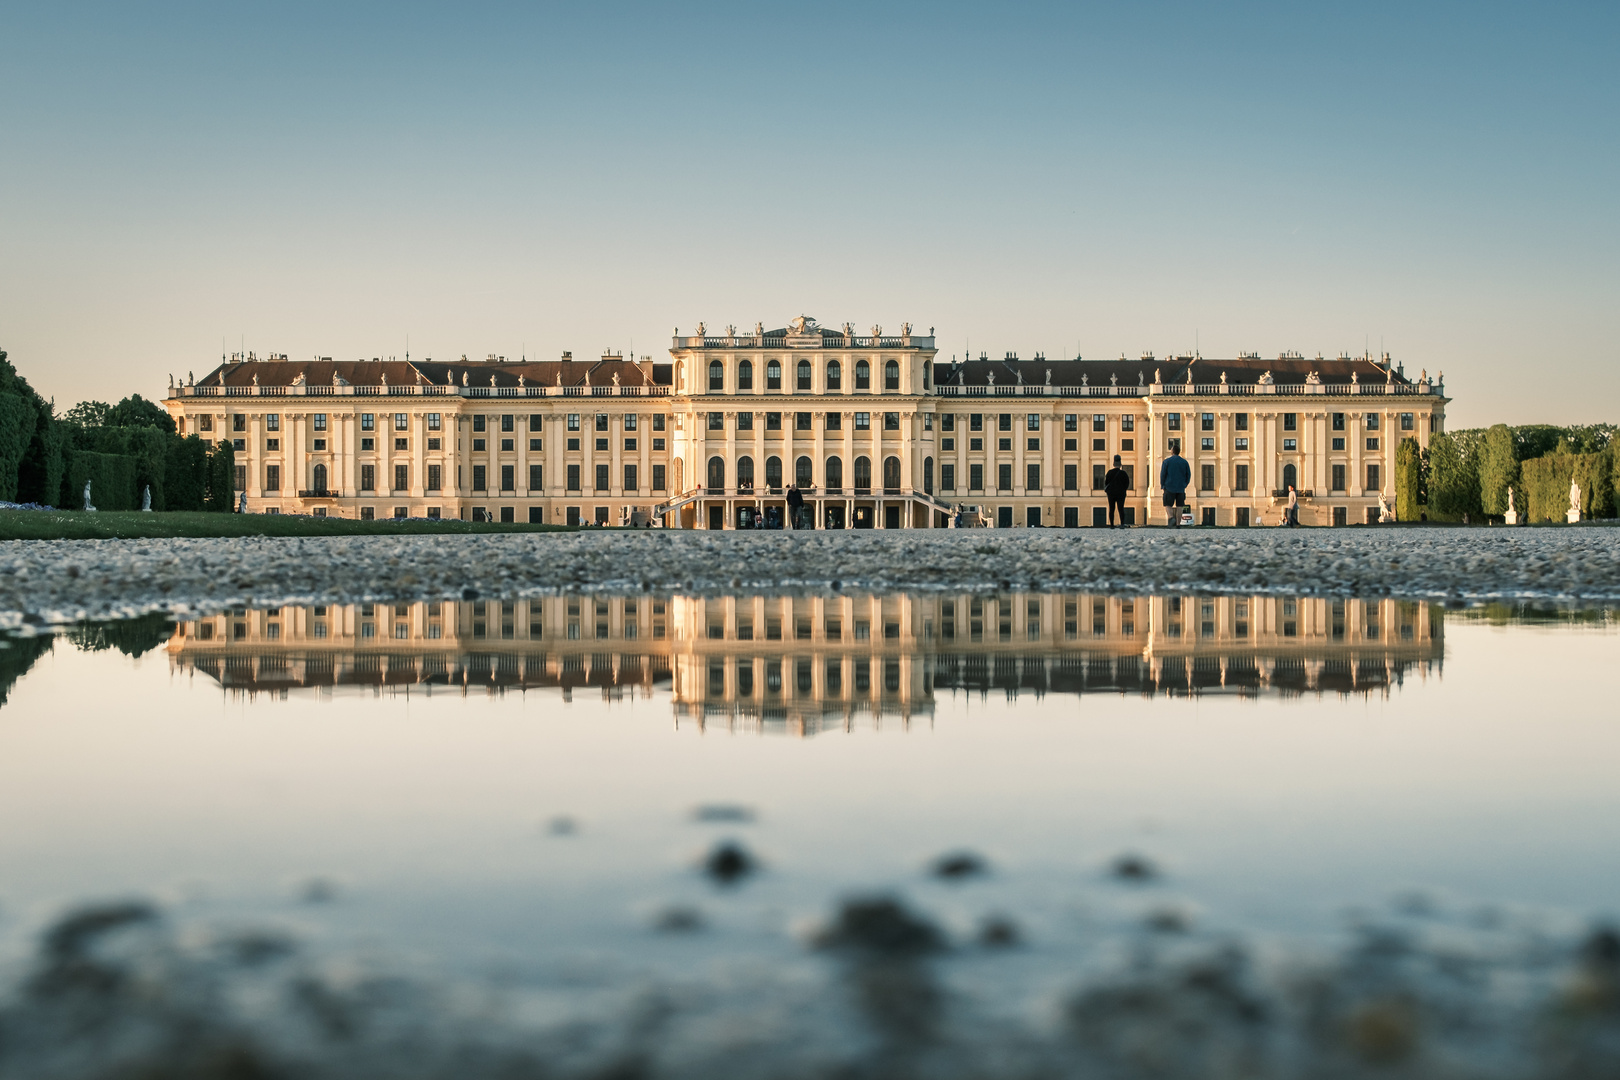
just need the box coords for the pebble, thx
[0,528,1616,631]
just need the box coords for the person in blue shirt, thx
[1159,440,1191,527]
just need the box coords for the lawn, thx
[0,510,583,541]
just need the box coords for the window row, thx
[706,358,928,392]
[698,455,935,495]
[702,411,927,432]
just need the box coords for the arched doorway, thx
[737,456,755,491]
[708,456,726,491]
[313,463,327,493]
[825,456,843,492]
[1283,463,1297,491]
[766,456,782,490]
[854,456,872,492]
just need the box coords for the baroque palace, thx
[163,316,1448,527]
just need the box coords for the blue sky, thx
[2,1,1615,426]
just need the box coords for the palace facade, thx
[163,318,1448,527]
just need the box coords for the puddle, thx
[0,592,1615,1078]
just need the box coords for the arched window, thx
[826,456,843,491]
[737,456,755,490]
[854,456,872,491]
[884,359,900,391]
[738,359,753,391]
[795,456,813,487]
[766,360,782,390]
[922,361,931,390]
[796,359,812,391]
[707,456,726,491]
[883,456,901,491]
[708,360,724,391]
[923,457,933,495]
[765,456,783,490]
[855,359,870,390]
[313,463,327,492]
[826,360,841,391]
[1283,463,1297,490]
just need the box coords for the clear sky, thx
[1,2,1615,428]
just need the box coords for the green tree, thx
[61,400,112,428]
[1395,437,1422,522]
[206,440,236,512]
[106,394,176,433]
[1478,424,1518,517]
[1427,432,1481,521]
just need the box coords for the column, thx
[412,410,426,499]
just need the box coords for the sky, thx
[1,1,1615,428]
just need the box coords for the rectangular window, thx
[265,414,280,431]
[395,413,408,431]
[595,464,609,491]
[425,438,437,450]
[1366,437,1380,451]
[941,463,955,490]
[735,413,751,431]
[1201,437,1214,451]
[825,412,841,430]
[1026,413,1040,431]
[1092,464,1105,490]
[1063,463,1078,490]
[559,414,576,431]
[500,464,514,491]
[234,464,247,490]
[500,414,514,432]
[1332,437,1345,450]
[969,463,984,491]
[1400,412,1414,431]
[528,413,543,429]
[998,463,1013,491]
[652,414,666,431]
[623,464,637,491]
[709,411,724,430]
[393,464,407,491]
[312,413,327,431]
[942,414,955,431]
[1201,412,1215,431]
[969,414,983,432]
[622,413,636,431]
[1122,415,1135,432]
[923,413,933,430]
[1201,463,1216,491]
[1234,464,1249,492]
[594,414,608,432]
[624,437,637,450]
[1235,413,1248,431]
[652,464,666,491]
[998,413,1012,431]
[796,412,812,430]
[529,438,542,451]
[884,412,899,430]
[1283,413,1297,431]
[1367,414,1380,430]
[426,413,440,431]
[265,438,280,451]
[1283,438,1297,451]
[1027,438,1040,451]
[1235,437,1249,450]
[473,414,487,432]
[361,464,376,491]
[855,412,870,429]
[396,438,410,451]
[361,413,375,431]
[197,414,213,431]
[427,464,441,491]
[651,438,663,450]
[765,412,781,430]
[594,438,607,451]
[529,463,543,491]
[1026,463,1040,492]
[1092,414,1106,432]
[1064,414,1078,431]
[1332,412,1346,431]
[566,464,580,491]
[1165,412,1180,430]
[232,413,246,432]
[1366,463,1381,491]
[265,464,280,490]
[1332,464,1346,491]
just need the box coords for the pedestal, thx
[1568,509,1581,524]
[1504,510,1518,525]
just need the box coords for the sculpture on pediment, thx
[871,324,883,339]
[987,370,996,386]
[517,374,525,387]
[490,374,497,387]
[1154,368,1162,384]
[1351,371,1359,384]
[414,370,424,385]
[251,371,259,386]
[380,372,387,388]
[555,370,563,387]
[788,315,816,335]
[1081,372,1089,387]
[901,322,912,344]
[291,372,306,386]
[168,373,175,389]
[1046,368,1053,386]
[1306,371,1323,385]
[1420,368,1428,383]
[1138,370,1145,386]
[1016,368,1023,385]
[755,321,764,338]
[188,371,194,385]
[1220,371,1227,385]
[1110,372,1118,387]
[696,322,706,337]
[726,325,735,341]
[612,371,621,387]
[1257,370,1273,385]
[462,371,469,387]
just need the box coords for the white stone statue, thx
[1569,480,1582,523]
[82,480,96,512]
[1505,485,1518,525]
[1258,371,1273,385]
[1138,370,1145,386]
[1378,492,1393,523]
[489,375,497,387]
[291,372,306,386]
[168,373,175,389]
[251,371,259,386]
[414,370,424,385]
[725,324,735,340]
[987,370,996,386]
[1046,368,1053,386]
[871,324,883,339]
[1351,371,1359,384]
[1016,368,1023,385]
[141,485,151,512]
[380,372,387,387]
[556,370,563,387]
[518,374,525,387]
[755,321,764,338]
[238,490,248,513]
[696,321,706,337]
[1081,373,1088,387]
[612,372,620,386]
[461,371,469,387]
[1220,371,1227,384]
[1110,372,1118,386]
[1306,371,1322,385]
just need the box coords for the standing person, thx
[1103,455,1130,528]
[1286,485,1299,527]
[1159,440,1191,527]
[786,484,804,530]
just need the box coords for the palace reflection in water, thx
[166,592,1443,734]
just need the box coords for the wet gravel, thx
[0,526,1617,630]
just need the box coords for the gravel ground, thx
[0,526,1616,629]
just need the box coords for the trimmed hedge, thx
[1520,450,1615,523]
[66,451,138,512]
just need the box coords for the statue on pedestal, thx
[82,480,96,512]
[237,490,248,514]
[1568,480,1582,524]
[141,485,151,512]
[1378,492,1393,523]
[1504,486,1519,525]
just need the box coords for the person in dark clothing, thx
[1103,455,1131,528]
[1159,440,1191,527]
[785,485,805,529]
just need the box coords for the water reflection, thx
[163,593,1445,732]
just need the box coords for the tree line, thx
[1399,424,1618,523]
[0,350,235,511]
